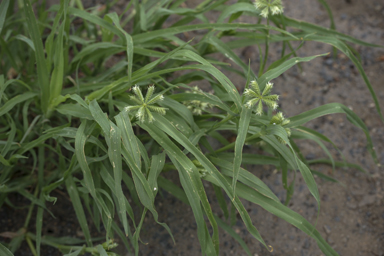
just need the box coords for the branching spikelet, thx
[254,0,284,18]
[244,80,279,115]
[270,112,291,144]
[124,85,167,123]
[262,82,274,95]
[183,86,213,116]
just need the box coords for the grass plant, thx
[0,0,382,255]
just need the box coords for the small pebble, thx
[323,225,331,235]
[302,239,310,249]
[346,202,357,209]
[358,195,376,208]
[325,59,333,66]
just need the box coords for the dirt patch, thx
[1,0,383,255]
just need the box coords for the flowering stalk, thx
[254,0,284,18]
[182,86,213,116]
[270,111,291,144]
[254,0,284,76]
[124,85,167,123]
[244,80,279,115]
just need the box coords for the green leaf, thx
[308,159,366,174]
[36,193,44,256]
[110,112,174,243]
[157,176,189,204]
[140,123,218,254]
[71,42,123,64]
[8,228,24,253]
[148,152,166,194]
[159,97,196,128]
[0,0,9,35]
[132,23,297,43]
[107,122,129,237]
[291,129,335,171]
[262,127,320,211]
[149,113,268,250]
[258,53,327,89]
[287,103,377,163]
[210,157,280,202]
[0,242,14,256]
[232,106,251,194]
[75,120,110,218]
[217,3,254,23]
[0,92,37,117]
[112,222,133,254]
[206,36,252,77]
[217,153,280,166]
[316,0,336,31]
[212,184,229,219]
[204,174,338,256]
[23,0,50,114]
[139,4,147,31]
[214,215,252,256]
[65,175,93,247]
[100,164,135,225]
[115,111,141,170]
[104,13,134,80]
[173,50,242,111]
[56,104,94,120]
[63,246,84,256]
[14,35,35,51]
[48,1,67,111]
[282,16,382,48]
[303,34,384,123]
[0,154,11,166]
[48,6,124,38]
[311,170,340,184]
[96,245,108,256]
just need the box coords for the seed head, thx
[270,111,291,144]
[254,0,284,18]
[183,86,213,116]
[125,85,167,123]
[244,80,279,115]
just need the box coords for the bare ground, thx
[1,0,383,255]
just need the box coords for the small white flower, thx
[254,0,284,18]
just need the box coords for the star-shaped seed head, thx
[183,86,213,116]
[124,85,167,123]
[254,0,284,18]
[270,111,291,143]
[244,80,279,115]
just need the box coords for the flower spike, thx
[182,86,213,116]
[124,85,167,123]
[254,0,284,18]
[270,111,291,144]
[244,80,279,115]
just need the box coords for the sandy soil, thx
[1,0,383,255]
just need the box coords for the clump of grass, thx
[0,0,382,255]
